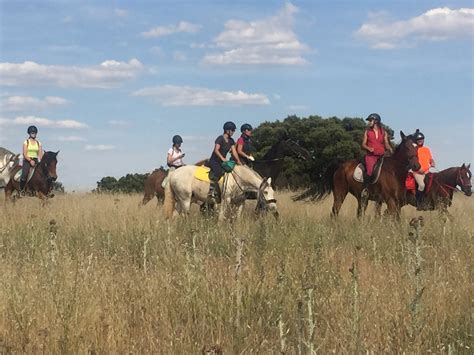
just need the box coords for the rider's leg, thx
[19,160,31,194]
[414,173,426,209]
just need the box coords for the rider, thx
[413,129,435,210]
[20,125,43,194]
[236,123,256,165]
[207,121,242,203]
[361,113,393,196]
[167,135,185,171]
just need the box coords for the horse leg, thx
[140,192,153,206]
[37,191,49,206]
[374,201,383,217]
[385,198,401,221]
[357,195,369,219]
[331,185,348,218]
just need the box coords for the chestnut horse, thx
[141,167,167,205]
[295,132,420,218]
[5,151,59,202]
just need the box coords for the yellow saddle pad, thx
[194,166,224,184]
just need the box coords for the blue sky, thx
[0,0,472,190]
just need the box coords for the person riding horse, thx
[361,113,393,198]
[20,125,43,195]
[167,135,185,171]
[207,121,243,204]
[412,129,436,210]
[236,123,256,165]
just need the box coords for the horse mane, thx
[261,141,284,160]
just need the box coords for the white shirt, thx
[168,147,184,167]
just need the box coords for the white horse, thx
[163,164,278,220]
[0,147,20,188]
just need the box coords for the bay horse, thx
[401,164,471,216]
[294,131,420,219]
[5,151,59,202]
[163,165,278,220]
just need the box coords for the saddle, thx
[13,166,36,183]
[353,157,384,184]
[193,166,224,185]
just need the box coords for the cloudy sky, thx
[0,0,472,190]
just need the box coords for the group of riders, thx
[164,113,434,210]
[17,113,435,209]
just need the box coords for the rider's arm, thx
[384,132,394,154]
[22,142,30,162]
[236,142,251,159]
[214,143,226,162]
[361,131,373,152]
[231,145,243,165]
[38,143,43,160]
[430,158,436,168]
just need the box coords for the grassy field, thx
[0,191,472,354]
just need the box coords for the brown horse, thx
[295,131,420,218]
[141,167,167,205]
[401,164,472,216]
[5,151,59,202]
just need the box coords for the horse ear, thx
[55,150,60,155]
[267,177,272,185]
[461,163,466,168]
[468,163,471,169]
[400,131,406,140]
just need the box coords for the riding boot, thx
[415,190,425,210]
[19,180,26,196]
[207,180,221,204]
[360,171,370,201]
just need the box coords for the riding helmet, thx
[27,125,38,134]
[223,121,237,131]
[366,113,381,123]
[172,135,183,145]
[413,129,425,141]
[241,123,253,132]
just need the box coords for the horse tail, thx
[163,179,175,219]
[293,160,342,201]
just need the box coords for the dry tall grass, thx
[0,191,472,353]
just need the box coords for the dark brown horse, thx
[141,167,167,206]
[402,164,472,216]
[5,151,59,202]
[295,132,420,218]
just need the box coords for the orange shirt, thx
[417,146,432,172]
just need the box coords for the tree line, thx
[94,115,394,192]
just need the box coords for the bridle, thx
[229,169,277,209]
[435,168,472,197]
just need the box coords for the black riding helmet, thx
[223,121,236,131]
[27,125,38,134]
[241,123,253,132]
[172,135,183,145]
[366,113,381,124]
[413,129,425,141]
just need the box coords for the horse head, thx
[458,163,472,196]
[256,177,279,218]
[399,131,420,172]
[41,151,59,181]
[282,139,312,161]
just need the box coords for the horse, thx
[294,131,420,219]
[0,147,21,188]
[401,164,472,216]
[4,151,59,202]
[163,164,278,220]
[143,139,311,206]
[141,167,167,206]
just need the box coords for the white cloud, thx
[1,95,69,112]
[57,136,86,142]
[0,59,143,88]
[132,85,270,106]
[355,7,474,49]
[142,21,201,38]
[85,144,115,151]
[0,115,88,129]
[203,2,309,65]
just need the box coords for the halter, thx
[435,168,471,197]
